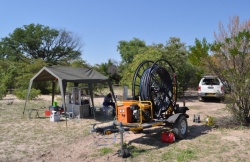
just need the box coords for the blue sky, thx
[0,0,249,65]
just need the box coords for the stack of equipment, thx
[50,111,60,122]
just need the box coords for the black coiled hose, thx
[139,64,173,117]
[140,67,152,101]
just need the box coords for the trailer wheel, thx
[173,115,187,139]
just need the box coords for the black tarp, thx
[23,66,115,116]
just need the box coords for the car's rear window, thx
[202,78,220,85]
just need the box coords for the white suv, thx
[198,75,224,101]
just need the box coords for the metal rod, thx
[119,123,124,157]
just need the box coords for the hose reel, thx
[132,59,177,118]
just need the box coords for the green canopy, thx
[23,66,115,116]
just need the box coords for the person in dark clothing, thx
[103,93,116,116]
[103,93,115,108]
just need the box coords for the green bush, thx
[0,85,7,99]
[15,88,41,100]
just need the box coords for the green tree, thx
[211,16,250,125]
[15,59,48,93]
[189,38,210,67]
[0,59,46,98]
[162,38,198,93]
[0,24,82,65]
[70,59,90,68]
[0,61,17,90]
[188,38,211,86]
[94,59,121,84]
[120,45,163,87]
[117,38,146,64]
[120,37,198,96]
[0,61,9,99]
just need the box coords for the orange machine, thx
[116,100,153,124]
[117,106,132,123]
[117,100,138,124]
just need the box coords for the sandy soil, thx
[1,92,250,162]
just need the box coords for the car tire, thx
[198,96,203,102]
[219,97,225,102]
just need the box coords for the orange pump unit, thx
[116,100,153,124]
[117,106,133,123]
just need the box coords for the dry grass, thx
[0,97,96,161]
[0,89,250,162]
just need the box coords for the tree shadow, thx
[178,90,223,103]
[201,98,222,103]
[186,124,213,139]
[124,124,212,151]
[213,115,250,128]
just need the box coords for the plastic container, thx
[161,132,175,143]
[53,101,58,107]
[50,111,60,122]
[45,110,51,116]
[101,106,114,117]
[206,116,214,126]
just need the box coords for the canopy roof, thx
[23,66,115,118]
[32,66,110,83]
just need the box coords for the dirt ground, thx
[1,92,250,162]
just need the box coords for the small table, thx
[28,109,39,119]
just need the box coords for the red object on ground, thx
[59,108,64,114]
[45,110,51,116]
[161,132,175,143]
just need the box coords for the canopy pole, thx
[88,83,95,119]
[59,79,67,127]
[52,80,55,106]
[23,80,33,117]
